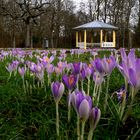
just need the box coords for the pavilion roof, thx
[74,21,118,30]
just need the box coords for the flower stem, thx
[88,129,94,140]
[93,83,97,98]
[76,74,79,90]
[80,121,86,140]
[81,80,83,92]
[104,75,110,113]
[123,87,136,123]
[120,92,126,120]
[22,77,26,94]
[47,74,50,87]
[77,115,80,140]
[56,102,59,137]
[97,84,102,106]
[87,78,90,96]
[68,90,71,122]
[124,77,128,91]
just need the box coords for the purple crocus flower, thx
[6,60,20,73]
[79,99,91,121]
[41,55,54,66]
[116,85,128,103]
[6,63,15,73]
[57,61,67,72]
[51,81,64,102]
[92,58,104,74]
[93,71,104,85]
[34,63,44,73]
[55,66,63,75]
[120,48,135,66]
[128,59,140,89]
[118,48,136,79]
[79,68,86,80]
[18,67,25,77]
[89,107,101,130]
[72,62,82,75]
[102,56,116,74]
[85,65,93,79]
[29,62,36,73]
[46,64,54,74]
[118,49,140,89]
[70,90,92,121]
[62,74,77,90]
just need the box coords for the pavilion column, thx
[105,31,107,42]
[84,30,87,49]
[76,31,78,47]
[113,30,116,47]
[100,30,103,48]
[79,31,82,42]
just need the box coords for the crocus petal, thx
[62,74,77,90]
[51,82,64,102]
[49,55,54,63]
[62,75,69,88]
[128,68,137,87]
[120,48,127,62]
[128,49,135,67]
[72,62,82,74]
[90,107,101,130]
[78,99,90,121]
[94,58,103,73]
[76,92,85,111]
[69,92,76,111]
[58,83,64,100]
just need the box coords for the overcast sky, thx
[73,0,88,11]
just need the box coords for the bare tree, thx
[15,0,54,47]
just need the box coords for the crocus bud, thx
[89,107,101,130]
[70,90,92,121]
[18,67,25,77]
[51,82,64,102]
[79,99,91,121]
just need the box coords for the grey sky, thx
[73,0,88,10]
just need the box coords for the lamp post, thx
[51,30,55,48]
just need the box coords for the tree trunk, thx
[12,19,16,48]
[97,0,100,20]
[26,23,30,48]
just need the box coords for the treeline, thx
[0,0,140,48]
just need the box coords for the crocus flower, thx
[92,58,104,74]
[41,55,54,66]
[46,64,54,74]
[118,48,136,80]
[6,63,15,73]
[18,67,25,77]
[89,107,101,130]
[115,85,128,103]
[70,90,92,121]
[85,65,93,79]
[72,62,82,75]
[55,66,63,75]
[79,99,91,121]
[51,81,64,102]
[79,68,86,80]
[34,63,44,73]
[120,48,135,65]
[128,59,140,89]
[62,74,77,90]
[93,71,104,85]
[102,56,116,74]
[51,81,64,137]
